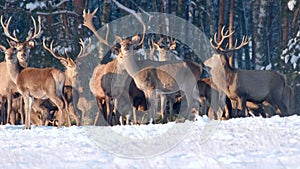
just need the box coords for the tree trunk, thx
[218,0,226,42]
[62,3,69,40]
[252,0,267,70]
[228,0,235,67]
[282,2,289,47]
[160,0,167,39]
[206,0,215,36]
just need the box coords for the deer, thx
[151,37,179,123]
[89,57,147,125]
[149,36,204,123]
[100,69,148,125]
[204,26,290,118]
[0,15,42,125]
[83,9,147,126]
[1,15,69,129]
[114,34,203,124]
[83,8,203,124]
[43,38,92,126]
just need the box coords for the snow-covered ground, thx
[0,115,299,169]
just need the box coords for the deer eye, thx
[115,43,121,49]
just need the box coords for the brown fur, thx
[205,54,290,117]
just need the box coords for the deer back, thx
[17,68,65,98]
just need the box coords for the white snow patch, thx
[0,115,300,168]
[288,0,297,11]
[26,1,46,11]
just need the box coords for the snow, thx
[288,0,297,11]
[0,115,300,168]
[25,1,46,11]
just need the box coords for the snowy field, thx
[0,115,300,169]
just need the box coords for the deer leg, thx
[239,97,247,117]
[61,95,71,127]
[169,97,174,122]
[19,96,24,125]
[73,105,82,126]
[146,94,155,124]
[94,97,103,126]
[132,106,137,125]
[0,96,6,125]
[125,114,130,125]
[68,103,80,126]
[160,94,167,124]
[105,96,112,126]
[6,94,12,124]
[48,96,65,128]
[113,99,120,125]
[23,94,33,129]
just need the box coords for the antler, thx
[1,15,41,43]
[231,35,250,50]
[43,39,66,62]
[152,37,164,49]
[82,8,110,47]
[210,26,249,52]
[25,16,42,41]
[77,38,92,58]
[0,15,19,42]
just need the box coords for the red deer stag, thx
[0,15,41,125]
[83,9,147,125]
[1,16,69,129]
[205,27,290,117]
[43,38,92,125]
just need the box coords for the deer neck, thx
[209,57,236,95]
[158,50,168,61]
[120,53,140,79]
[64,70,75,87]
[6,57,23,84]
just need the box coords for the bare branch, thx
[111,0,146,46]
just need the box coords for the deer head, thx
[0,45,17,64]
[43,38,92,83]
[206,26,250,68]
[1,15,41,67]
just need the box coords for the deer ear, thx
[153,42,160,49]
[0,45,7,52]
[60,59,68,67]
[169,41,176,50]
[111,45,120,55]
[131,35,140,43]
[28,41,35,48]
[7,40,17,48]
[115,35,122,44]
